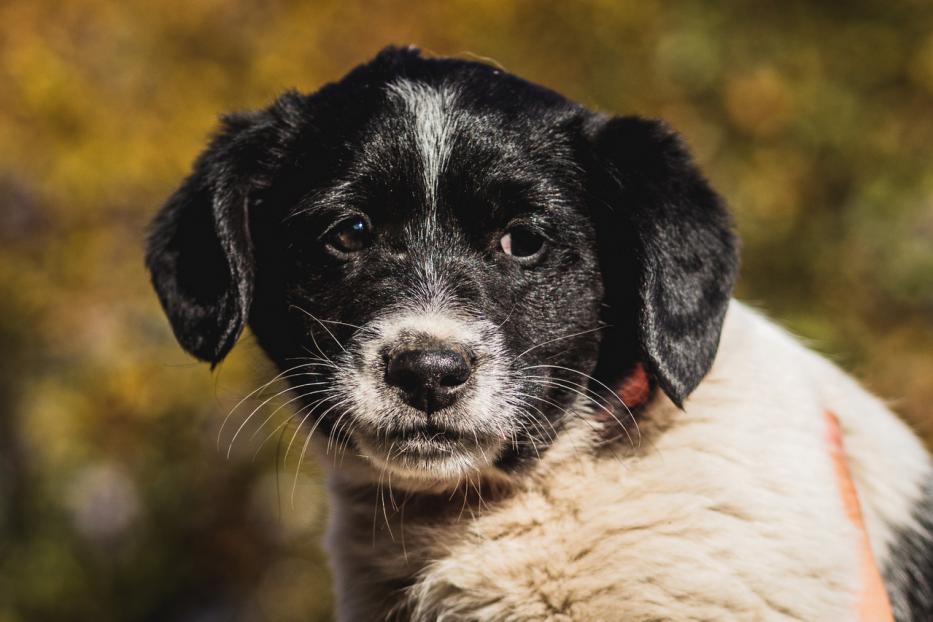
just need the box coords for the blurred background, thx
[1,1,931,620]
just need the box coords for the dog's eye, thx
[500,226,545,259]
[328,216,372,254]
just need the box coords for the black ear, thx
[146,93,306,364]
[589,116,739,407]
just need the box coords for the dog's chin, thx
[351,425,505,488]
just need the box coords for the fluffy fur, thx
[146,46,933,620]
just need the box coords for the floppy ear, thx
[588,116,739,407]
[146,93,306,364]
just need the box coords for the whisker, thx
[290,304,351,356]
[216,361,333,450]
[513,391,624,470]
[520,364,642,448]
[517,391,601,441]
[495,301,518,330]
[326,406,354,455]
[524,375,615,411]
[387,460,399,513]
[284,355,339,369]
[527,410,559,444]
[253,394,339,461]
[511,396,558,435]
[524,377,636,450]
[283,396,338,469]
[511,325,608,363]
[375,442,396,543]
[471,428,490,466]
[292,398,351,507]
[509,398,559,448]
[310,316,364,331]
[335,420,360,467]
[509,412,541,459]
[539,375,639,450]
[246,386,340,447]
[226,380,332,459]
[470,468,487,512]
[398,486,410,562]
[301,340,336,367]
[510,393,560,441]
[456,463,471,522]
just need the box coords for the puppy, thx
[146,46,933,621]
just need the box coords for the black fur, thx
[146,45,738,482]
[886,477,933,622]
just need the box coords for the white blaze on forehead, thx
[387,80,460,208]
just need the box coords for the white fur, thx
[321,300,931,621]
[387,80,460,209]
[743,305,931,569]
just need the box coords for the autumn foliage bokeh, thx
[1,2,931,620]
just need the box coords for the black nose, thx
[385,347,473,413]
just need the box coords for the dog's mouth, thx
[350,422,504,481]
[384,424,468,453]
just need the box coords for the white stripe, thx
[387,80,459,210]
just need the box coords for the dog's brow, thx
[284,181,360,222]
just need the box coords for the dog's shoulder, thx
[720,301,933,621]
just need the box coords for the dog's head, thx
[146,47,737,487]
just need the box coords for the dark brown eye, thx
[500,226,545,259]
[328,216,372,254]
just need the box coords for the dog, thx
[146,46,933,620]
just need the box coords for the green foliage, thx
[0,1,930,619]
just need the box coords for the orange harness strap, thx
[825,411,894,621]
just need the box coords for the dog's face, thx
[147,47,738,487]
